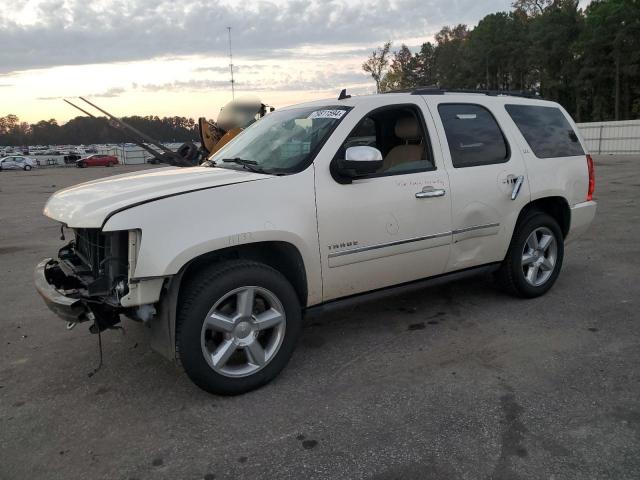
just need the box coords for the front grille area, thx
[56,228,129,298]
[74,228,107,276]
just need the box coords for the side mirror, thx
[335,146,383,178]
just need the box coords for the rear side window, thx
[438,104,509,168]
[505,105,584,158]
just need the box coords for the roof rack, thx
[385,86,541,99]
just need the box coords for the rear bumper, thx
[567,200,597,243]
[34,258,87,323]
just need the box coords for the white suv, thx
[35,90,596,395]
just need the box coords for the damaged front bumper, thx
[34,258,88,324]
[34,257,122,331]
[35,228,173,358]
[35,255,178,362]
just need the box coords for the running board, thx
[304,263,501,318]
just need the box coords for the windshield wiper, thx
[221,157,269,174]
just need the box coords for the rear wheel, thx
[177,260,302,395]
[496,211,564,298]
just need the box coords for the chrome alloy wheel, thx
[200,286,286,378]
[521,227,558,287]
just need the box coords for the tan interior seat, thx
[383,117,424,171]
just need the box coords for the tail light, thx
[586,154,595,201]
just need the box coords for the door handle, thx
[511,175,525,200]
[416,188,446,199]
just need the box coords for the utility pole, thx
[227,27,235,100]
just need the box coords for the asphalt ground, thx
[0,157,639,480]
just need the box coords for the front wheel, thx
[24,165,32,171]
[496,211,564,298]
[177,260,302,395]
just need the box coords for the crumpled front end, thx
[34,228,160,332]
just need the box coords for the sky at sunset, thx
[1,0,522,123]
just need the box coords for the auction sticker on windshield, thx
[308,109,347,120]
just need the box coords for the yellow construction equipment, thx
[199,99,273,157]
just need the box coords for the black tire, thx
[76,162,85,168]
[24,165,32,171]
[496,211,564,298]
[177,260,302,395]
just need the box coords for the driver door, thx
[315,100,452,301]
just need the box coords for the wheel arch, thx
[177,241,308,309]
[149,241,310,363]
[515,196,571,239]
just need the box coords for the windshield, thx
[209,105,351,174]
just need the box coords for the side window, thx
[337,105,435,176]
[505,104,584,158]
[344,117,377,150]
[438,104,509,168]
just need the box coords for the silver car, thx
[0,156,37,171]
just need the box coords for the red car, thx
[76,154,119,168]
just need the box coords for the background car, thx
[63,154,82,164]
[0,155,37,171]
[76,154,119,168]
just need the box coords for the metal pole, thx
[78,97,175,156]
[227,27,235,100]
[64,99,170,162]
[598,124,604,154]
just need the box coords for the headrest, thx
[395,117,421,140]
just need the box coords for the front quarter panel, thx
[102,167,322,305]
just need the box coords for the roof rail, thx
[407,87,541,99]
[382,86,540,99]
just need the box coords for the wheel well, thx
[517,197,571,238]
[178,241,308,307]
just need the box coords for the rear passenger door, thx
[424,98,531,272]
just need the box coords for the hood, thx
[44,166,269,228]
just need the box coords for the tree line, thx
[0,114,199,147]
[362,0,640,122]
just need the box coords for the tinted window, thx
[438,104,509,168]
[505,105,584,158]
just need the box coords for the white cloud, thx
[0,0,513,122]
[0,0,512,73]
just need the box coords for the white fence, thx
[577,120,640,155]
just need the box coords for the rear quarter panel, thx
[502,100,589,207]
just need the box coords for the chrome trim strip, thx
[328,231,452,258]
[452,222,500,235]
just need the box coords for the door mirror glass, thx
[336,146,384,177]
[345,146,383,162]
